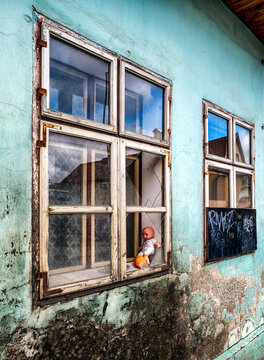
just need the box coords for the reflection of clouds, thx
[236,125,250,163]
[126,72,153,101]
[125,71,163,133]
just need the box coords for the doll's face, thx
[142,227,154,241]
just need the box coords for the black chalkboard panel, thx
[207,208,257,262]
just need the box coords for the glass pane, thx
[126,149,164,206]
[208,112,228,158]
[50,37,110,124]
[126,212,165,271]
[49,132,110,206]
[49,214,111,287]
[235,125,251,164]
[236,173,252,208]
[208,168,229,207]
[125,71,164,139]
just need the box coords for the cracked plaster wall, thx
[0,0,264,359]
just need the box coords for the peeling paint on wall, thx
[0,0,264,359]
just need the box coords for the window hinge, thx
[167,251,173,269]
[37,272,63,297]
[204,171,208,176]
[162,150,171,168]
[251,170,255,183]
[168,96,172,102]
[37,88,47,96]
[204,114,208,120]
[37,123,59,148]
[37,39,47,48]
[168,128,171,134]
[204,142,208,147]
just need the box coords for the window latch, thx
[162,150,171,168]
[37,39,47,48]
[37,88,47,95]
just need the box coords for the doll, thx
[135,226,161,268]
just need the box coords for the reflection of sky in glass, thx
[208,112,227,141]
[50,37,110,123]
[236,125,250,164]
[125,71,163,138]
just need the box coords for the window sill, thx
[37,266,170,307]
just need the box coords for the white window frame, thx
[39,122,171,298]
[204,101,255,263]
[205,160,233,208]
[37,19,172,299]
[119,60,171,147]
[234,167,255,209]
[41,22,118,134]
[233,117,254,169]
[204,104,232,164]
[119,138,171,281]
[39,121,118,297]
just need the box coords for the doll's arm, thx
[138,245,143,251]
[154,241,161,248]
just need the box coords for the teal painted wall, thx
[0,0,264,358]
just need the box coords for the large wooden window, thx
[38,20,171,298]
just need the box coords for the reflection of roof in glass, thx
[209,136,228,157]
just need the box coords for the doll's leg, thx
[143,254,150,265]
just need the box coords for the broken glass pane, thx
[126,148,164,207]
[126,212,165,269]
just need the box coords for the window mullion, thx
[164,150,171,261]
[119,139,127,281]
[40,143,49,276]
[110,138,118,281]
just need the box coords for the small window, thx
[205,107,232,163]
[208,167,230,208]
[204,101,255,262]
[119,61,171,146]
[41,23,117,132]
[208,111,229,158]
[234,119,253,166]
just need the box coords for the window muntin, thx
[119,61,171,146]
[125,71,164,139]
[208,167,230,208]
